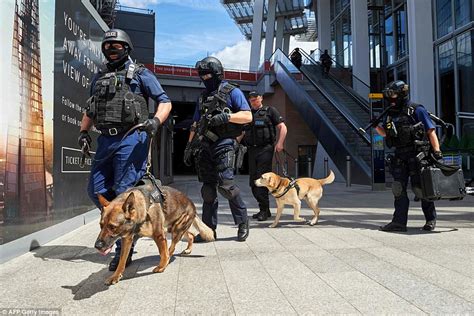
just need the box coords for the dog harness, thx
[271,177,300,198]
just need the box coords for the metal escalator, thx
[271,49,372,184]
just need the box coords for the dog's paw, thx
[294,217,306,222]
[181,248,192,255]
[269,223,278,228]
[308,220,318,226]
[153,264,168,273]
[105,273,122,285]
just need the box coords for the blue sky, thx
[121,0,246,67]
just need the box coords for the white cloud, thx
[119,0,224,11]
[212,37,319,71]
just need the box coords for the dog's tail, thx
[320,170,335,185]
[192,216,216,241]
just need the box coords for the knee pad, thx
[201,184,217,204]
[392,181,405,198]
[218,179,240,200]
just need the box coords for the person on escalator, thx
[290,48,302,70]
[320,49,332,77]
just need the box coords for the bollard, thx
[295,158,299,178]
[467,155,471,170]
[324,157,328,177]
[307,157,312,177]
[346,155,351,187]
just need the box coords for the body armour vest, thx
[243,106,276,146]
[86,63,149,132]
[198,82,243,140]
[384,103,427,151]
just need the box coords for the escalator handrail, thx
[274,59,372,179]
[296,48,370,112]
[277,50,370,144]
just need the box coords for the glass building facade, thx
[327,0,474,178]
[434,0,474,179]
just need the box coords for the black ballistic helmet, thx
[101,29,134,53]
[382,80,409,100]
[195,56,224,78]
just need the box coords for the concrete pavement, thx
[0,175,473,315]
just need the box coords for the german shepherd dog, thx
[95,182,215,285]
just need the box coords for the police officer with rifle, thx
[183,57,252,242]
[78,29,172,270]
[370,80,442,232]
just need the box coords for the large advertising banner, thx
[53,0,105,213]
[0,0,106,245]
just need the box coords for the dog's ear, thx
[97,194,110,208]
[123,192,136,220]
[268,173,277,188]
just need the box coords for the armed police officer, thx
[78,29,172,270]
[183,57,252,242]
[372,80,442,232]
[241,91,287,221]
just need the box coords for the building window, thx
[396,7,407,59]
[455,0,472,29]
[438,40,456,124]
[385,15,395,64]
[457,31,473,113]
[436,0,453,38]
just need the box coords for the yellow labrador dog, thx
[255,171,335,227]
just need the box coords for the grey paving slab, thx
[1,176,473,315]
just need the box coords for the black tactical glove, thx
[370,118,379,128]
[78,130,92,150]
[433,151,443,161]
[209,112,231,127]
[142,117,161,136]
[183,142,193,167]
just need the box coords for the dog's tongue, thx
[99,246,112,256]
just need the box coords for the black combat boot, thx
[379,222,407,232]
[237,219,249,241]
[422,220,436,231]
[108,248,133,271]
[252,211,262,219]
[257,209,271,221]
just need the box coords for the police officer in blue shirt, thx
[183,57,252,242]
[373,80,442,232]
[78,29,172,270]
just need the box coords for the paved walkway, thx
[1,175,473,315]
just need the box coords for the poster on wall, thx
[0,0,106,245]
[53,0,105,214]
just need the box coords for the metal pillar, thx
[264,0,277,59]
[249,0,265,71]
[275,16,284,51]
[350,0,370,100]
[317,0,331,52]
[407,0,436,112]
[283,34,290,54]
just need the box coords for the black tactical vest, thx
[86,63,149,133]
[384,103,427,151]
[243,106,276,147]
[198,82,243,140]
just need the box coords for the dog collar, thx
[270,179,283,194]
[272,178,300,198]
